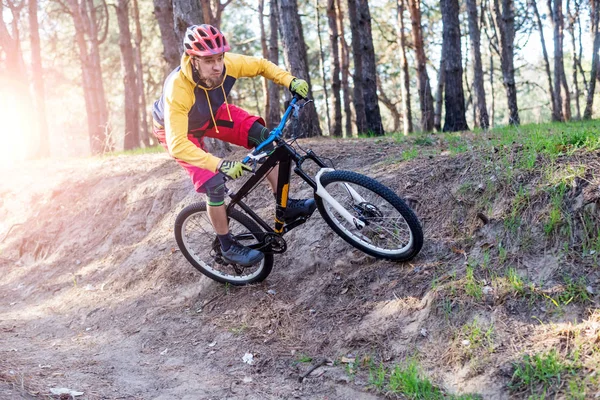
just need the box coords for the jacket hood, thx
[180,54,195,84]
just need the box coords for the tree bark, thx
[132,0,151,145]
[66,0,111,154]
[441,0,469,132]
[153,0,180,71]
[116,0,140,150]
[172,0,204,54]
[397,0,413,135]
[277,0,323,137]
[407,0,434,131]
[377,77,401,132]
[550,0,571,121]
[259,0,270,122]
[28,0,50,157]
[584,0,600,119]
[466,0,489,129]
[266,0,281,128]
[492,0,520,125]
[316,0,332,135]
[355,0,384,135]
[327,0,343,137]
[199,0,231,27]
[346,0,368,134]
[336,0,353,137]
[567,0,581,120]
[434,56,446,131]
[531,0,558,121]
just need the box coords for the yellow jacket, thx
[152,53,295,172]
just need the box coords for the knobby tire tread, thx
[315,170,423,261]
[174,202,273,285]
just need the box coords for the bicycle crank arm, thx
[315,168,366,230]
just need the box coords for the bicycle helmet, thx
[183,24,231,57]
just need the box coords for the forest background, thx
[1,0,599,165]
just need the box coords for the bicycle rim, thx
[176,203,271,284]
[317,171,422,259]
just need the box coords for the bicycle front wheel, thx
[174,202,273,285]
[315,170,423,261]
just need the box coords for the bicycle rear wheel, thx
[315,170,423,261]
[174,202,273,285]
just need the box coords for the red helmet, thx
[183,24,230,57]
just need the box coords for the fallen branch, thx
[298,358,328,383]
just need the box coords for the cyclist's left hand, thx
[290,78,309,98]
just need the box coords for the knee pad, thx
[203,174,226,206]
[247,121,271,148]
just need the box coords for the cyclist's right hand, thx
[218,160,252,179]
[290,78,309,98]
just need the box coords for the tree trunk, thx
[434,56,446,131]
[116,0,140,150]
[377,77,401,132]
[551,0,571,121]
[336,0,353,137]
[492,0,519,125]
[28,0,50,157]
[466,0,489,129]
[407,0,435,131]
[316,0,332,135]
[172,0,204,53]
[277,0,323,137]
[132,0,151,145]
[327,0,343,137]
[355,0,384,135]
[441,0,469,132]
[397,0,413,135]
[346,0,368,134]
[531,0,558,121]
[490,52,496,127]
[266,0,281,128]
[67,0,111,154]
[584,0,600,119]
[567,0,581,120]
[153,0,180,71]
[259,0,270,122]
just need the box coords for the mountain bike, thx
[174,96,423,285]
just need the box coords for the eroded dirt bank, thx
[1,137,599,399]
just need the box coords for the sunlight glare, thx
[0,81,37,166]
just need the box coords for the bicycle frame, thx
[226,97,367,241]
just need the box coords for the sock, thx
[217,233,234,251]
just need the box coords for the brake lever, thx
[292,98,313,118]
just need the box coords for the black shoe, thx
[221,241,264,266]
[283,198,316,222]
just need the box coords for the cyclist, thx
[152,24,315,267]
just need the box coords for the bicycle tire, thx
[315,170,423,261]
[174,202,274,285]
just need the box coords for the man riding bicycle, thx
[152,24,315,268]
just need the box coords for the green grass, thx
[294,353,313,364]
[506,268,525,294]
[460,319,494,356]
[510,349,578,394]
[103,145,164,156]
[543,183,567,236]
[388,360,443,399]
[367,358,481,399]
[368,362,386,390]
[403,148,420,161]
[464,265,483,300]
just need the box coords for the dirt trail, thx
[1,138,598,399]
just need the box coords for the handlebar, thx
[242,94,304,164]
